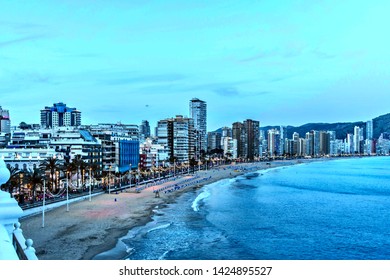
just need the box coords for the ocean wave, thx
[152,209,164,216]
[158,250,172,260]
[147,222,172,233]
[192,188,211,212]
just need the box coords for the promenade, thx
[20,160,300,260]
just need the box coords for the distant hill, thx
[212,113,390,140]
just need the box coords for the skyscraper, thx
[243,119,260,159]
[232,122,244,158]
[40,102,81,128]
[292,132,299,155]
[207,131,222,152]
[305,131,314,156]
[279,126,287,155]
[268,129,280,157]
[189,98,207,160]
[353,126,363,154]
[366,120,373,140]
[319,131,330,155]
[365,120,374,155]
[139,120,151,139]
[0,106,11,134]
[157,115,194,162]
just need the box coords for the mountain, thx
[261,113,390,139]
[373,113,390,138]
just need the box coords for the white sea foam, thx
[192,188,211,212]
[152,209,164,216]
[158,250,171,260]
[147,222,172,233]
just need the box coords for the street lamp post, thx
[129,163,132,188]
[119,167,122,188]
[42,178,45,228]
[137,163,141,185]
[89,167,92,202]
[173,159,176,178]
[66,172,69,212]
[109,165,112,194]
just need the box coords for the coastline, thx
[20,159,325,260]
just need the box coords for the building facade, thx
[85,123,139,172]
[0,106,11,134]
[189,98,207,160]
[243,119,260,159]
[207,131,222,152]
[40,102,81,128]
[139,120,151,140]
[157,115,195,163]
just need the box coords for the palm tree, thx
[89,162,101,189]
[60,160,75,191]
[78,160,88,187]
[24,168,44,203]
[70,155,85,189]
[39,157,62,191]
[4,166,21,198]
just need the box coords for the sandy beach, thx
[20,160,303,260]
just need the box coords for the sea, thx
[94,156,390,260]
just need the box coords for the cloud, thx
[0,34,48,48]
[214,87,240,97]
[240,46,305,63]
[0,20,46,30]
[268,72,303,83]
[214,87,271,97]
[101,73,186,86]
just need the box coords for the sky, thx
[1,0,390,131]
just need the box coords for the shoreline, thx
[20,158,330,260]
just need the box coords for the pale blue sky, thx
[1,0,390,131]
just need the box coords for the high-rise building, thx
[139,120,151,139]
[319,131,330,155]
[232,120,260,159]
[313,130,320,156]
[299,138,306,156]
[268,129,280,157]
[305,132,314,156]
[243,119,260,159]
[353,126,363,154]
[189,98,207,160]
[0,106,11,134]
[346,133,354,154]
[207,131,222,152]
[292,132,299,156]
[157,115,194,163]
[279,126,287,155]
[232,122,244,158]
[366,120,373,140]
[221,127,232,138]
[40,102,81,128]
[222,137,237,158]
[221,127,233,156]
[85,123,139,172]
